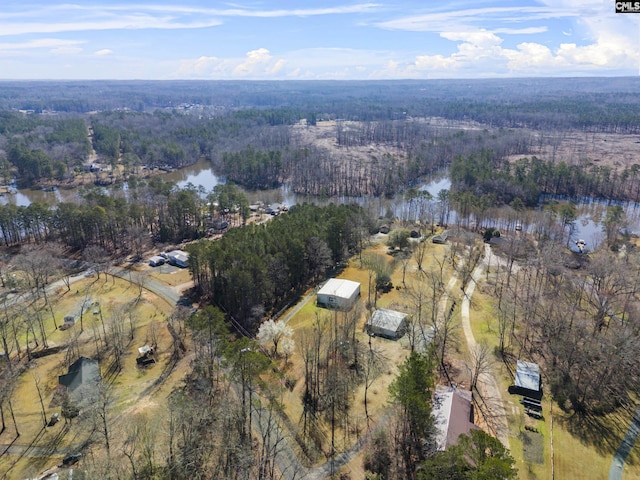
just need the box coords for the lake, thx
[4,158,639,252]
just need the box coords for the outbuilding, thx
[316,279,360,310]
[366,308,409,339]
[167,250,189,268]
[511,360,542,399]
[432,232,449,244]
[149,255,165,267]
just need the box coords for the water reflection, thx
[4,157,639,254]
[163,159,222,189]
[0,186,78,206]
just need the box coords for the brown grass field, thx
[3,227,640,479]
[0,273,182,479]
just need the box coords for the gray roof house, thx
[366,308,409,339]
[167,250,189,268]
[58,357,100,403]
[149,255,165,267]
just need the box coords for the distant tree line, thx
[450,151,640,207]
[2,78,640,135]
[4,91,640,200]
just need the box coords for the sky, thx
[0,0,639,80]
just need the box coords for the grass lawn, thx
[465,264,640,480]
[275,235,454,474]
[0,275,178,480]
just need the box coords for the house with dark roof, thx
[58,357,100,403]
[432,387,480,451]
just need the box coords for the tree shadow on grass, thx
[559,405,640,465]
[23,423,72,473]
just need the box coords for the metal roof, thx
[317,279,360,299]
[515,360,541,392]
[432,387,478,451]
[367,308,408,333]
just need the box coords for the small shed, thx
[316,279,360,310]
[432,387,480,451]
[366,308,408,339]
[149,255,165,267]
[432,232,449,244]
[512,360,542,399]
[167,250,189,268]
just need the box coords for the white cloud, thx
[0,15,222,36]
[176,49,287,78]
[48,3,382,18]
[267,58,286,75]
[94,49,113,56]
[401,26,639,77]
[376,6,577,33]
[441,30,502,48]
[414,54,455,71]
[233,48,272,76]
[493,27,548,35]
[0,3,381,37]
[370,0,639,77]
[51,46,83,55]
[504,43,557,70]
[0,38,84,50]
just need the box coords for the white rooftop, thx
[515,360,541,392]
[317,278,360,299]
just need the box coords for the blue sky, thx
[0,1,638,80]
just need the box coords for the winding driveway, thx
[460,244,510,448]
[609,405,640,480]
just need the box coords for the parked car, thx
[62,453,82,466]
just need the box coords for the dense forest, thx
[188,203,371,331]
[3,78,640,202]
[2,78,640,134]
[449,150,640,208]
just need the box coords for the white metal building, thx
[316,279,360,310]
[515,360,541,394]
[167,250,189,268]
[149,255,165,267]
[366,308,409,339]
